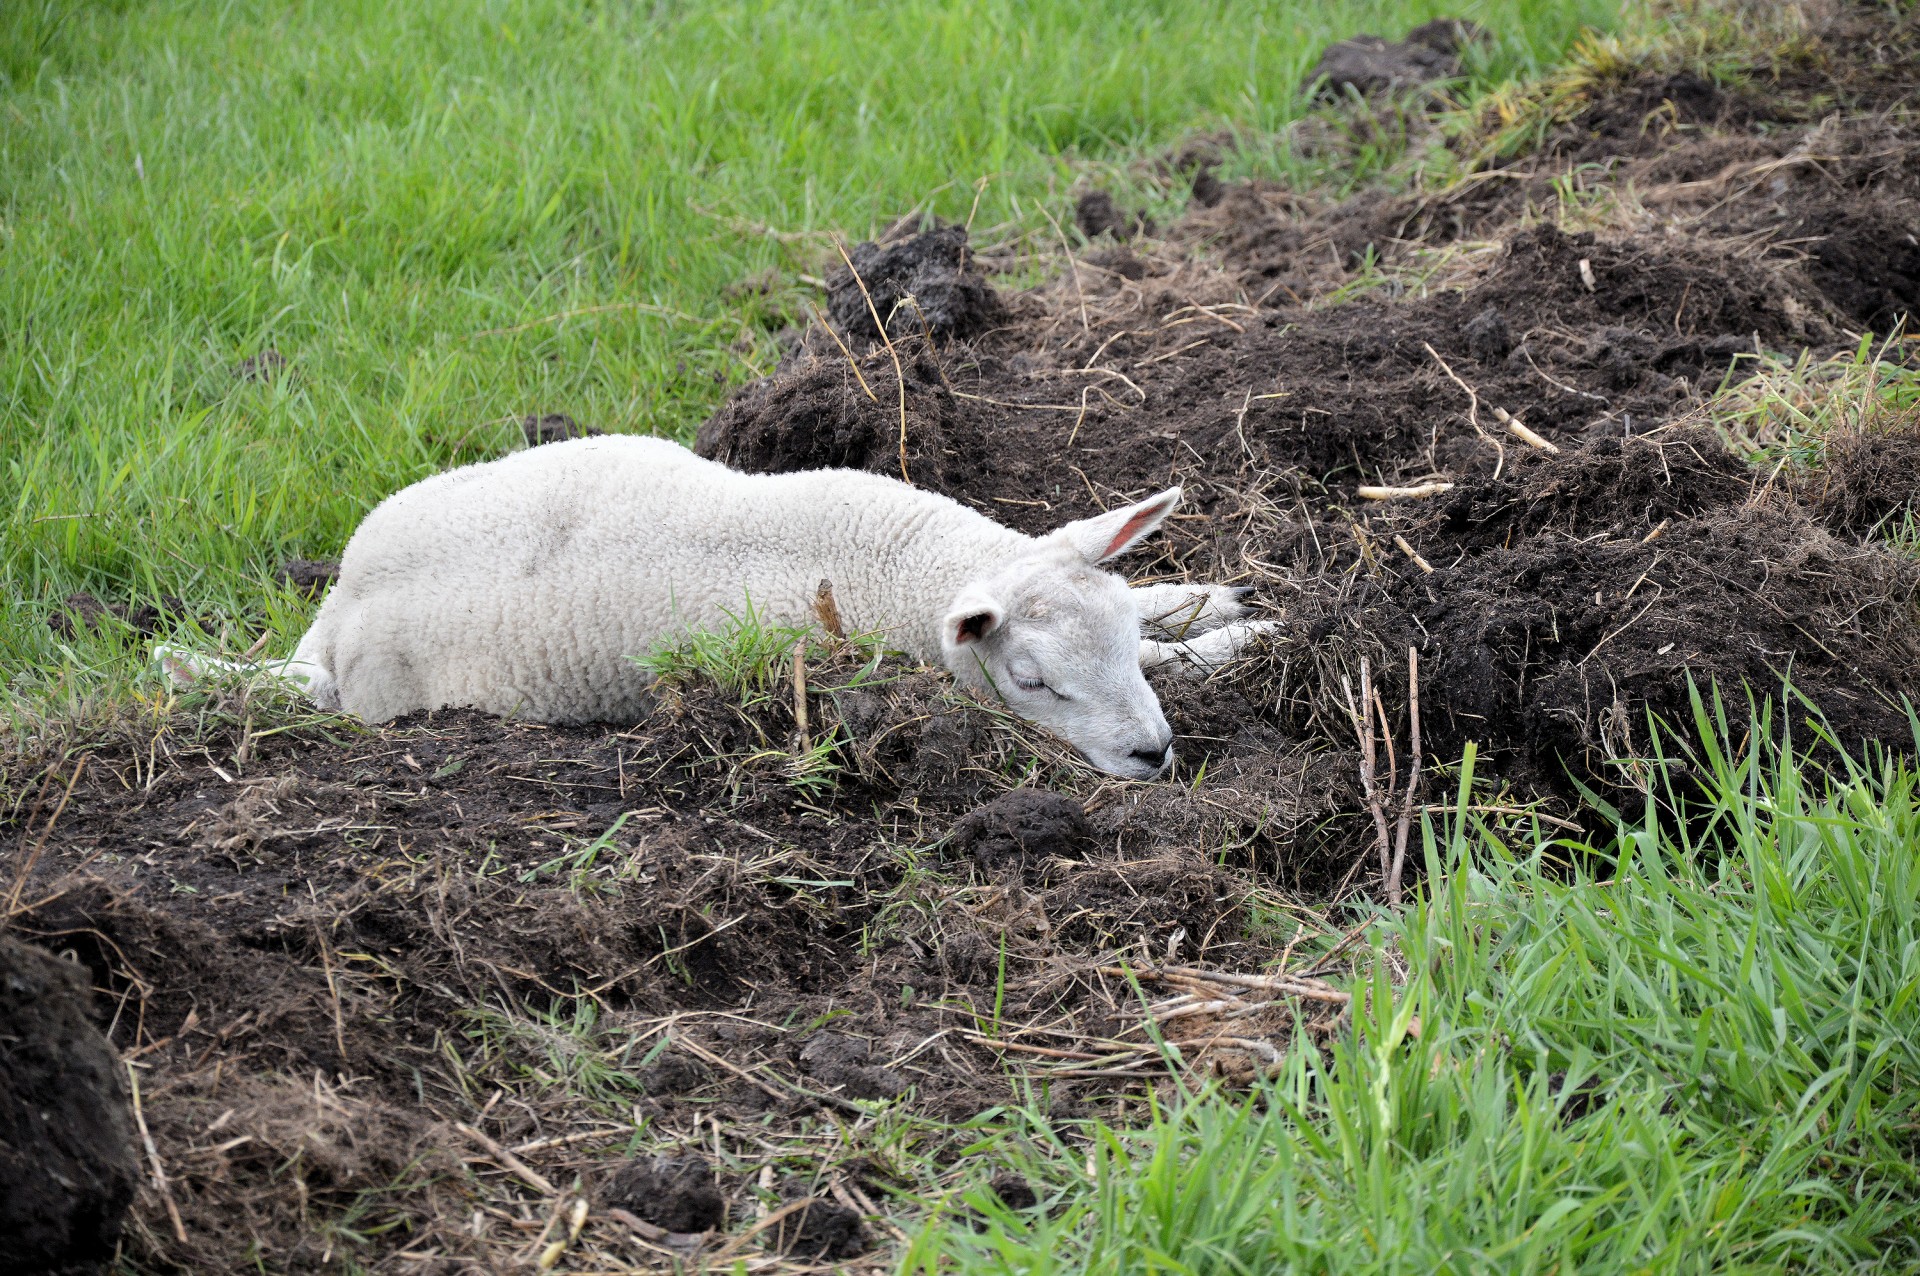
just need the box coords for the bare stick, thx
[805,303,876,403]
[1392,534,1434,573]
[812,578,845,639]
[5,755,86,917]
[1358,482,1454,501]
[1425,342,1507,479]
[1387,647,1423,906]
[833,238,912,485]
[1342,661,1393,894]
[1493,406,1561,454]
[791,644,810,751]
[456,1122,557,1195]
[128,1065,189,1243]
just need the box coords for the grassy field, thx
[0,0,1618,699]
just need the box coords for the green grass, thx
[1,0,1619,700]
[904,698,1920,1273]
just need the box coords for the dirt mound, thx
[599,1156,726,1232]
[949,788,1090,872]
[0,934,138,1275]
[825,224,1002,344]
[1305,18,1484,98]
[693,346,961,484]
[272,557,338,598]
[523,411,603,446]
[1813,409,1920,536]
[47,591,194,640]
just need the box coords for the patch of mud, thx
[1076,190,1152,241]
[0,934,138,1275]
[949,788,1090,873]
[769,1196,868,1260]
[235,348,287,382]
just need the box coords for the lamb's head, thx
[941,489,1181,780]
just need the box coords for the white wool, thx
[169,436,1271,778]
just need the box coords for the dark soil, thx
[8,4,1920,1271]
[1076,190,1152,242]
[273,558,340,599]
[235,348,287,382]
[769,1197,867,1261]
[1305,17,1485,98]
[0,934,138,1275]
[47,592,193,640]
[523,412,604,446]
[599,1156,726,1233]
[825,223,1002,344]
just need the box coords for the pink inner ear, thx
[954,611,996,644]
[1101,502,1166,559]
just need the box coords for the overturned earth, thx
[8,5,1920,1271]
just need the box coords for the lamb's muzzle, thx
[159,436,1274,778]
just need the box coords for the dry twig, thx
[833,238,912,484]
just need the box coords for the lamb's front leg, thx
[1131,583,1254,640]
[1140,620,1279,672]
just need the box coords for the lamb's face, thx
[941,552,1174,780]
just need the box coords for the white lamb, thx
[162,436,1272,779]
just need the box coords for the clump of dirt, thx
[987,1174,1038,1211]
[47,591,192,639]
[1305,17,1484,98]
[694,347,963,484]
[272,557,338,598]
[234,348,287,381]
[826,224,1002,344]
[524,412,603,446]
[1813,410,1920,536]
[599,1156,726,1233]
[0,934,138,1275]
[1076,190,1152,241]
[949,788,1090,872]
[798,1031,908,1100]
[770,1196,868,1261]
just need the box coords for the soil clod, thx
[1306,17,1483,98]
[273,557,339,598]
[825,224,1001,344]
[769,1197,868,1260]
[950,788,1091,871]
[598,1156,726,1233]
[0,935,139,1276]
[523,412,603,446]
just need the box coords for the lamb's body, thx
[296,436,1032,723]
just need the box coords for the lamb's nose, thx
[1130,741,1172,772]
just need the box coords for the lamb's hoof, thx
[1144,584,1255,639]
[152,644,198,688]
[1165,618,1281,672]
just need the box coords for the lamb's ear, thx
[1052,487,1183,564]
[943,588,1005,647]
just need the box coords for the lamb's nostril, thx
[1130,742,1172,771]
